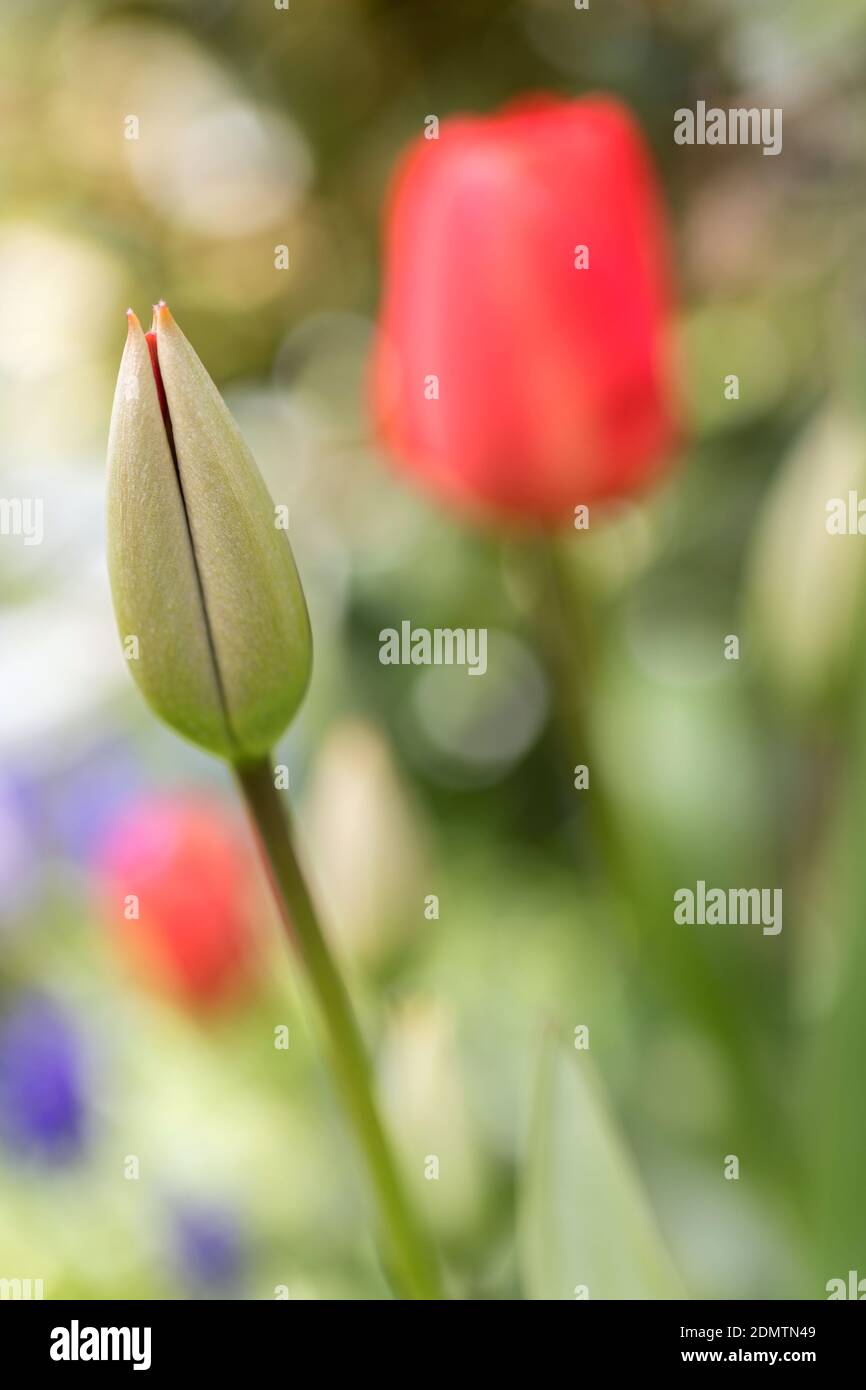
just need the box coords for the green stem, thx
[235,756,443,1300]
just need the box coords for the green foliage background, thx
[1,0,865,1298]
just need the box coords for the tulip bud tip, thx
[153,299,174,330]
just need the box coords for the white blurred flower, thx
[52,22,312,239]
[381,996,482,1239]
[127,99,311,238]
[302,719,429,965]
[0,225,121,380]
[746,407,866,709]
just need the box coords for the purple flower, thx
[0,996,86,1161]
[46,740,145,867]
[0,775,38,918]
[172,1201,244,1295]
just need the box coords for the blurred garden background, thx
[2,0,866,1299]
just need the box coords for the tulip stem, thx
[234,757,444,1301]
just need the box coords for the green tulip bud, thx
[107,303,312,762]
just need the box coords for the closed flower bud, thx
[107,304,312,762]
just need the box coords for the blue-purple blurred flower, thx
[0,775,38,919]
[0,996,86,1161]
[47,741,144,867]
[172,1201,244,1295]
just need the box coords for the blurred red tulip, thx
[98,797,262,1012]
[372,96,680,525]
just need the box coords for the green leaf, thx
[519,1034,687,1300]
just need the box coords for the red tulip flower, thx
[371,96,679,526]
[97,797,263,1012]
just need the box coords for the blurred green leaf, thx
[519,1035,686,1300]
[813,646,866,1279]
